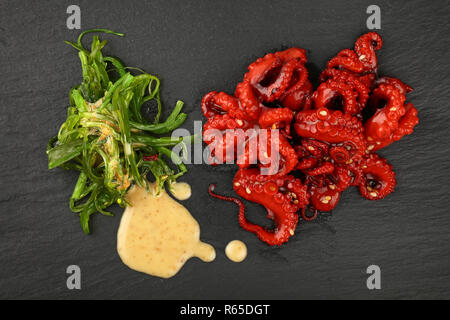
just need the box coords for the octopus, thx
[209,169,309,246]
[202,32,419,246]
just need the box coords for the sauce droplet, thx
[117,183,215,278]
[225,240,247,263]
[170,182,192,201]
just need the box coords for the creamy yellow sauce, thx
[170,182,192,201]
[117,183,215,278]
[225,240,247,263]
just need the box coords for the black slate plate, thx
[1,0,449,299]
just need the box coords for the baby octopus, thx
[203,32,419,246]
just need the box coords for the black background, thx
[1,0,450,299]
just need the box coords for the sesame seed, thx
[246,187,251,194]
[370,192,378,197]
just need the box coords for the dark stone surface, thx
[1,0,449,299]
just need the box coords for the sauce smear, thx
[117,183,215,278]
